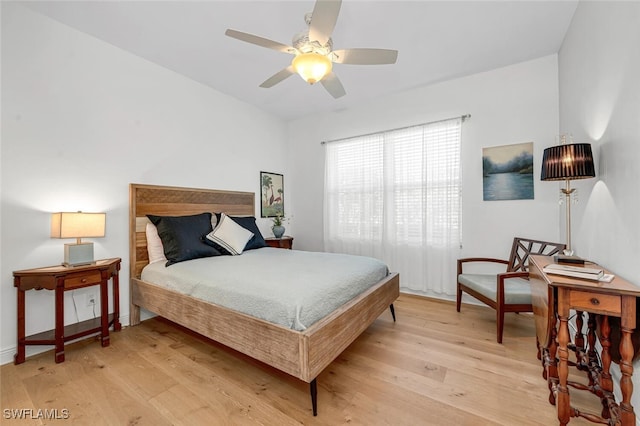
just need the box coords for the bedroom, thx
[1,0,639,424]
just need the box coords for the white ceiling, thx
[23,0,578,121]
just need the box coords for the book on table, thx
[543,263,605,281]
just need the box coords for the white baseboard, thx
[399,287,485,307]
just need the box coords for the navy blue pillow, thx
[148,213,221,266]
[214,213,268,251]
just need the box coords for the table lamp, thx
[541,142,595,260]
[51,212,106,266]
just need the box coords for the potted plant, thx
[271,213,287,238]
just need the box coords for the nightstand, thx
[13,257,121,364]
[530,255,640,425]
[265,236,294,250]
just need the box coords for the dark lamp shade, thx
[540,143,595,181]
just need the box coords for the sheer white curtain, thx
[323,117,463,296]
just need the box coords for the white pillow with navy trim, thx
[205,213,254,255]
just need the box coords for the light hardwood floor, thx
[1,294,602,425]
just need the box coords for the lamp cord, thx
[71,293,79,323]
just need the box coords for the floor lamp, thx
[541,142,595,260]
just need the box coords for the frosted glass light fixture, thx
[292,52,332,84]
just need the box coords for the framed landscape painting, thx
[482,142,534,201]
[260,171,284,217]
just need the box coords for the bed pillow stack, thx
[146,212,269,266]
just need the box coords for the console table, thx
[530,255,640,426]
[13,258,122,364]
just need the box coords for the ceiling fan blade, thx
[332,48,398,65]
[321,72,346,99]
[225,29,294,54]
[308,0,342,46]
[260,66,295,88]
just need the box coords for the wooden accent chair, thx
[456,237,565,343]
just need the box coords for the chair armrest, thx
[497,271,530,283]
[497,271,530,303]
[457,257,509,275]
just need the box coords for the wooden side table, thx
[265,236,294,250]
[530,255,640,426]
[13,257,122,364]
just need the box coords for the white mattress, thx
[141,247,389,331]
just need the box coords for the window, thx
[323,117,463,295]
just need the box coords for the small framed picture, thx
[260,171,284,217]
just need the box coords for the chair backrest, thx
[507,237,565,272]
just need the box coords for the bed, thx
[128,183,400,415]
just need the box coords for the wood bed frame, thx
[129,183,400,415]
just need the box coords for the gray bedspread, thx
[141,247,389,331]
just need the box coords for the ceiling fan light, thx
[291,52,332,84]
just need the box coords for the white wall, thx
[0,4,287,364]
[287,55,562,295]
[558,0,640,413]
[559,1,640,278]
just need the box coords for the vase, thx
[272,225,285,238]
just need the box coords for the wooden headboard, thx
[129,183,255,280]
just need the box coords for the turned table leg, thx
[557,287,571,426]
[575,310,585,364]
[548,322,559,405]
[620,296,637,425]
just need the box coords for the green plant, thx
[272,213,284,227]
[272,212,293,227]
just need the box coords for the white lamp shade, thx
[51,212,106,239]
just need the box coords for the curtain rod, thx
[320,114,470,145]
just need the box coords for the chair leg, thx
[456,284,462,312]
[497,307,505,344]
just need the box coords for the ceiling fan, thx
[225,0,398,99]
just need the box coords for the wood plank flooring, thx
[1,294,602,425]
